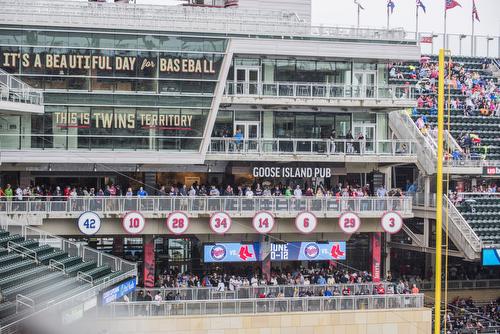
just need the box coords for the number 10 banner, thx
[122,211,146,235]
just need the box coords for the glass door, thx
[235,67,260,95]
[353,71,377,98]
[353,124,376,154]
[234,121,260,151]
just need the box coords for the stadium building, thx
[0,0,499,332]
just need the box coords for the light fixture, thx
[135,164,140,172]
[93,164,97,172]
[48,163,52,171]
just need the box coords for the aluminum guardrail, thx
[0,223,137,334]
[0,0,410,42]
[418,279,500,291]
[443,195,482,259]
[0,196,413,216]
[208,138,417,157]
[0,68,43,106]
[106,294,425,318]
[412,193,437,208]
[134,283,394,301]
[225,82,416,101]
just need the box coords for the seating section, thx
[389,55,500,160]
[456,197,500,245]
[0,229,121,328]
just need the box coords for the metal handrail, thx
[0,68,44,105]
[225,82,417,100]
[107,294,425,318]
[443,195,482,255]
[0,0,410,42]
[208,138,417,157]
[135,282,394,301]
[0,196,413,215]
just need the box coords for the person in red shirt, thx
[376,284,385,295]
[411,284,420,294]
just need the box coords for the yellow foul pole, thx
[434,48,446,334]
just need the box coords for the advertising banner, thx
[203,243,260,263]
[270,242,346,261]
[371,232,382,283]
[482,248,500,266]
[204,242,346,262]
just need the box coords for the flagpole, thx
[387,6,390,30]
[471,0,475,56]
[416,4,419,40]
[443,5,447,49]
[357,4,361,29]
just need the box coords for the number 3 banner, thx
[166,211,189,235]
[380,211,403,234]
[78,211,101,235]
[338,212,361,234]
[295,212,317,234]
[122,211,146,235]
[252,211,275,234]
[209,212,232,235]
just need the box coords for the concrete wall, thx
[91,308,431,334]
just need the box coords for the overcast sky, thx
[125,0,499,36]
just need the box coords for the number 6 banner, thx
[338,212,361,234]
[122,211,146,235]
[209,212,232,235]
[295,212,317,234]
[166,211,189,235]
[252,211,275,234]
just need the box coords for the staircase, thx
[389,110,436,175]
[443,195,482,260]
[0,68,44,114]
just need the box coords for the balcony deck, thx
[222,82,417,108]
[207,138,418,163]
[0,196,413,219]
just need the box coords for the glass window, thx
[262,59,275,82]
[114,108,138,150]
[276,59,295,82]
[353,63,376,71]
[235,110,259,121]
[91,33,115,49]
[68,32,92,48]
[315,114,335,139]
[296,60,316,82]
[203,38,227,52]
[136,51,157,78]
[181,37,204,52]
[0,46,20,74]
[114,33,138,49]
[40,31,68,47]
[66,107,91,149]
[137,35,159,50]
[0,29,26,45]
[295,114,314,138]
[90,107,113,149]
[159,36,182,51]
[46,106,68,150]
[274,112,294,138]
[335,114,351,138]
[159,80,180,94]
[114,50,137,78]
[212,110,233,137]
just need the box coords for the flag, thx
[387,0,395,14]
[416,0,426,13]
[354,0,365,10]
[445,0,461,10]
[472,0,480,21]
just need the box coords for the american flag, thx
[445,0,461,10]
[387,0,395,14]
[416,0,426,13]
[472,0,480,22]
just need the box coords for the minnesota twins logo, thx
[304,243,320,259]
[211,245,226,261]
